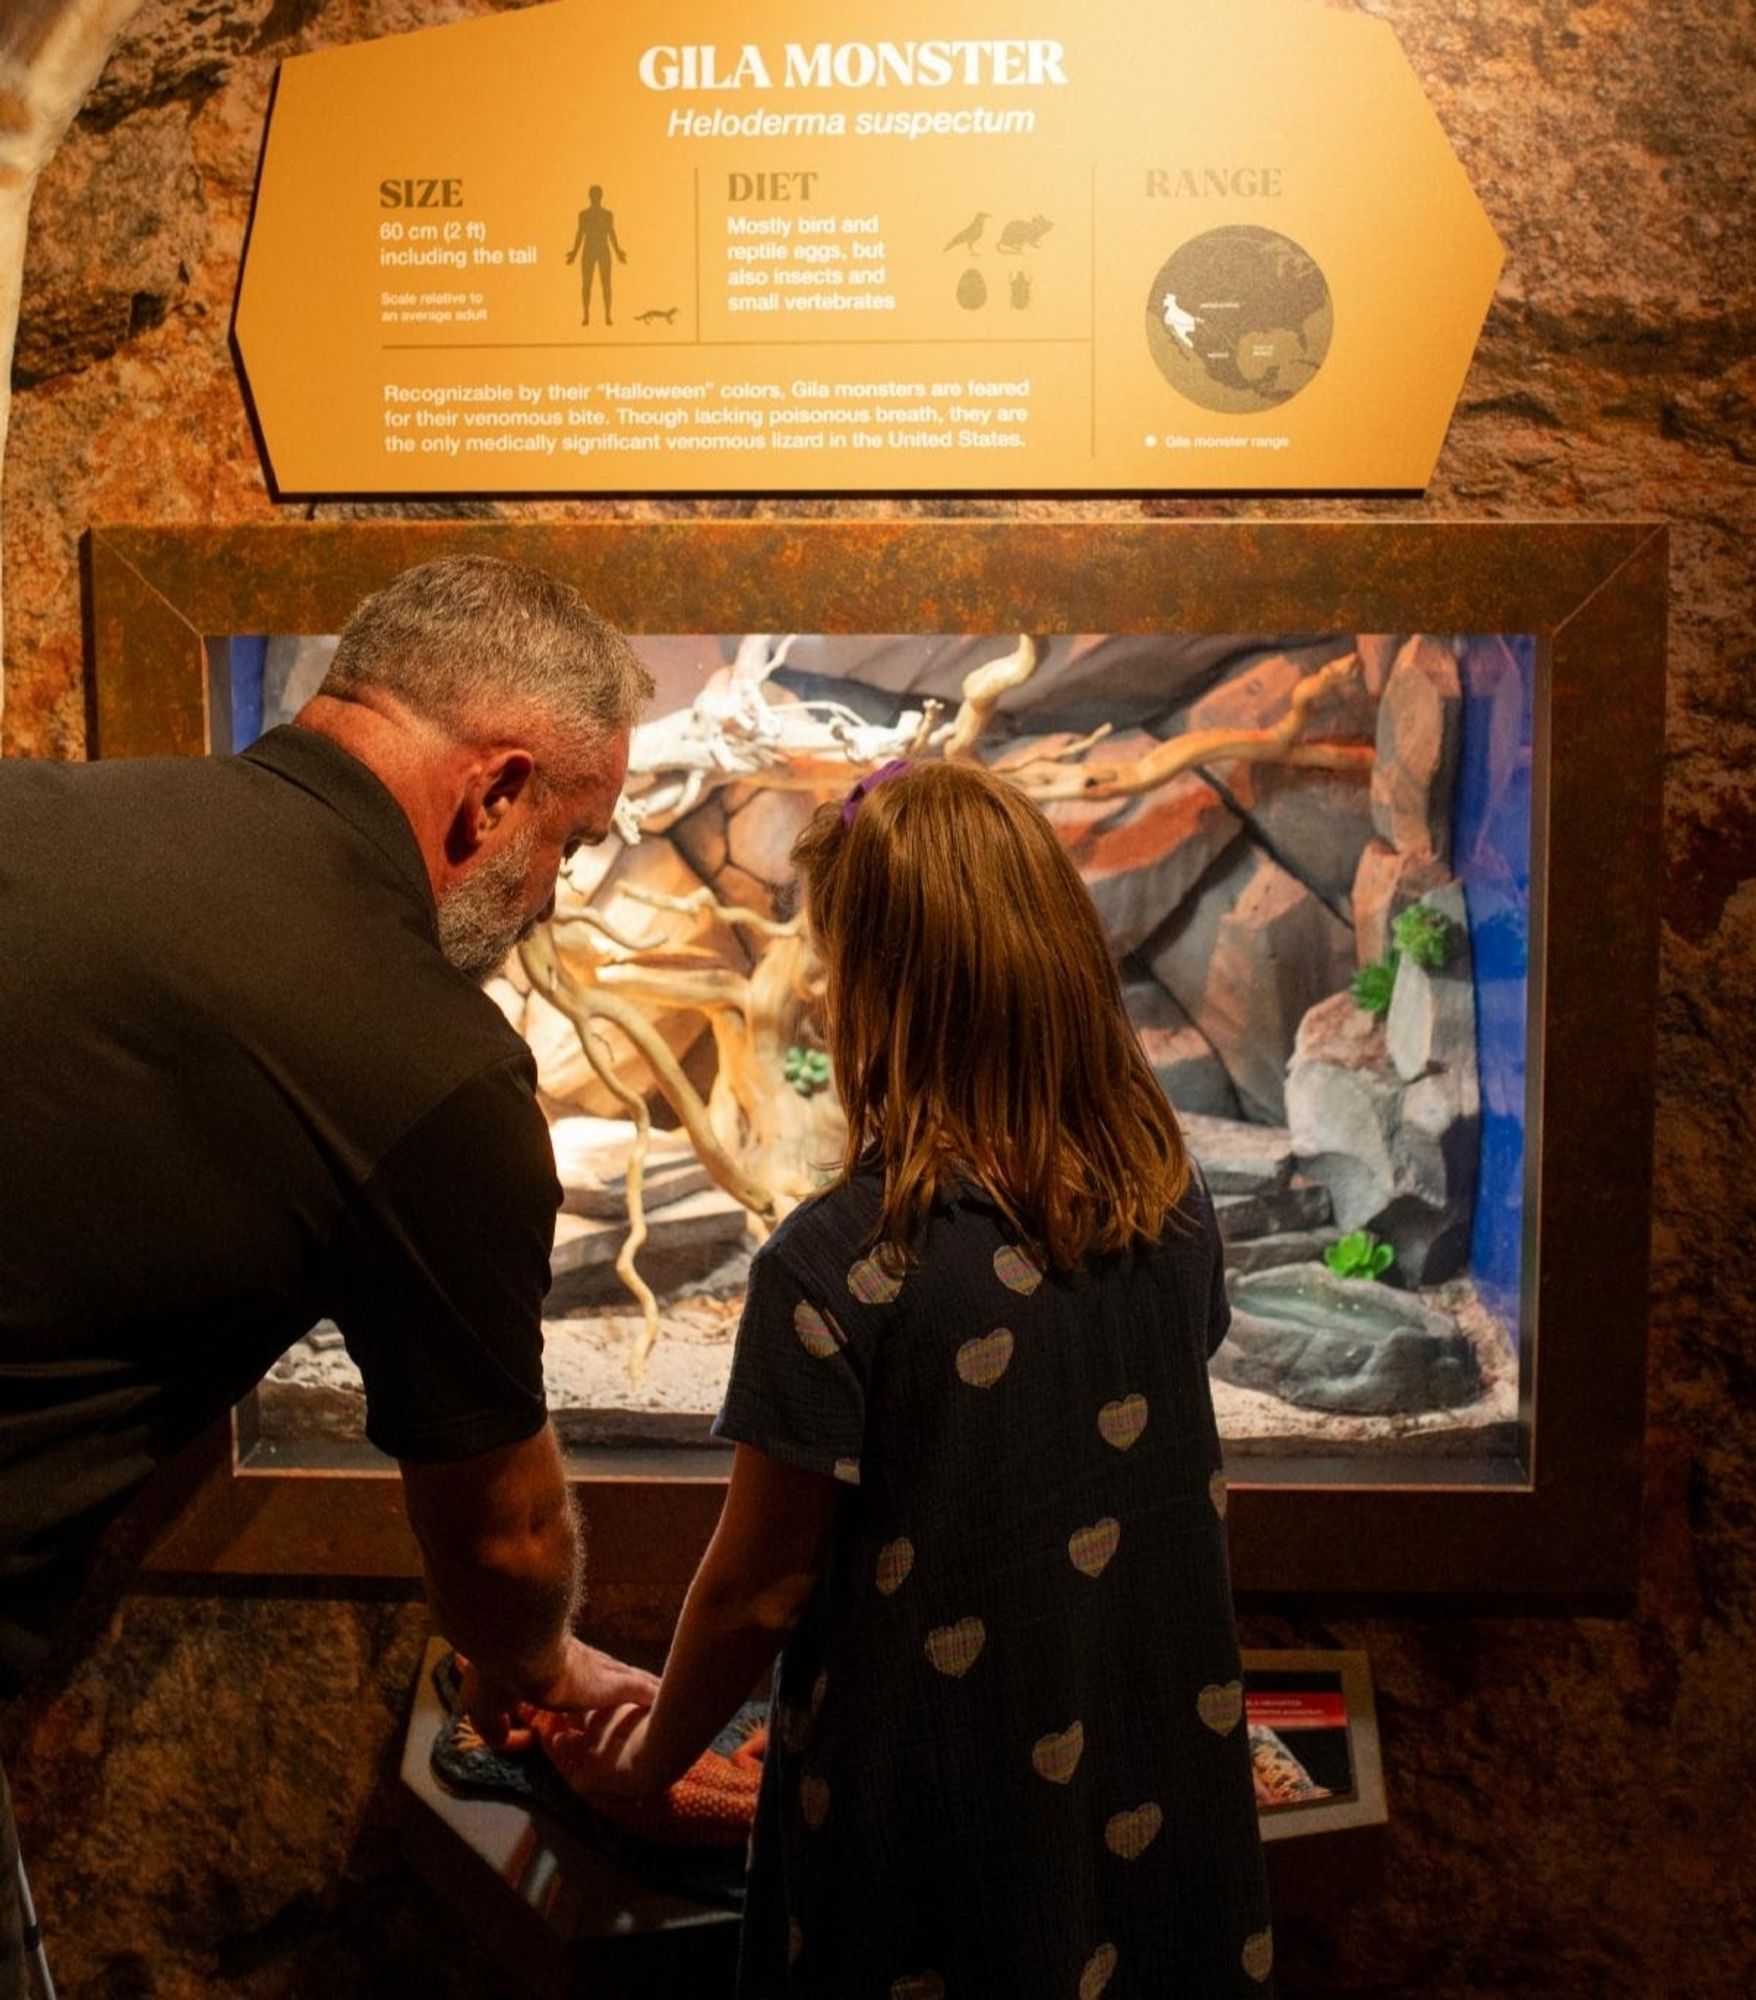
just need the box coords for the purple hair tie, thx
[841,758,914,827]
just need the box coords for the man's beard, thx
[436,823,541,984]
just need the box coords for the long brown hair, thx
[792,758,1190,1267]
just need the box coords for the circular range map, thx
[1143,226,1333,414]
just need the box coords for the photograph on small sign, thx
[1245,1668,1356,1812]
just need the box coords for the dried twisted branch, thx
[935,634,1042,758]
[576,1024,659,1382]
[618,881,805,942]
[1012,651,1371,803]
[992,721,1116,780]
[528,635,1371,1378]
[519,928,777,1224]
[622,631,939,832]
[572,903,651,953]
[520,924,779,1383]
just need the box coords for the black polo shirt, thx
[0,726,560,1688]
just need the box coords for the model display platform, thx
[398,1638,1385,1991]
[397,1638,740,1998]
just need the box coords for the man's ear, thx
[443,749,537,866]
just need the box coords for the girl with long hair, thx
[553,757,1274,1996]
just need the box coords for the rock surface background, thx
[3,1,1753,1996]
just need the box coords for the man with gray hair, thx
[0,556,659,1994]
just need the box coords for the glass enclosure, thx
[216,623,1534,1479]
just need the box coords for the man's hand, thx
[459,1636,657,1751]
[402,1426,658,1750]
[529,1702,659,1799]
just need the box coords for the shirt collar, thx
[241,725,436,931]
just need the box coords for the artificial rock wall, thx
[3,1,1753,1995]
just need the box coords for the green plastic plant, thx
[1391,902,1456,971]
[1349,958,1398,1018]
[783,1044,833,1098]
[1351,900,1457,1018]
[1324,1229,1395,1281]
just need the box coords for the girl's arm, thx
[557,1443,839,1794]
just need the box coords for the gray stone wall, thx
[3,1,1752,1994]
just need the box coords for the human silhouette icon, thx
[565,185,627,326]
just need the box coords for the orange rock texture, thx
[2,1,1753,1995]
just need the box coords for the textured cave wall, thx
[3,0,1753,1994]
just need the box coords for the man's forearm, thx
[401,1426,583,1698]
[419,1498,580,1692]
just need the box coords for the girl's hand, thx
[532,1702,662,1798]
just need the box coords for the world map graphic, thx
[1143,226,1334,415]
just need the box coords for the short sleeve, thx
[325,1053,559,1462]
[713,1236,868,1486]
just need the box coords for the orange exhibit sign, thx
[233,0,1503,494]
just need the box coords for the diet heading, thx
[638,40,1070,92]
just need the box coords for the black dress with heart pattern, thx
[715,1165,1274,1999]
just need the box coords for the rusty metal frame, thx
[84,519,1666,1611]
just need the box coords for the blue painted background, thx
[227,635,269,750]
[1449,634,1534,1341]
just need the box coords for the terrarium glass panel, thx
[214,625,1532,1475]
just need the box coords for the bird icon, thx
[943,211,990,254]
